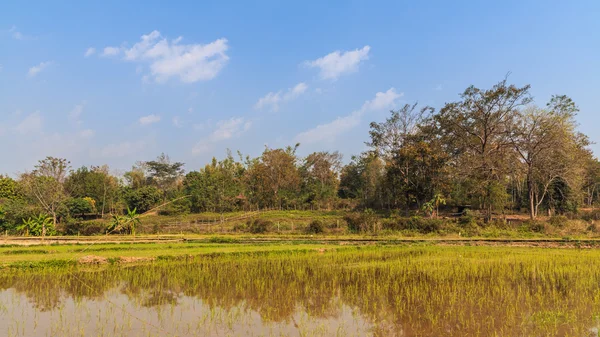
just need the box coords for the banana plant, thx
[16,214,54,236]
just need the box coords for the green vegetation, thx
[1,79,600,238]
[3,244,600,336]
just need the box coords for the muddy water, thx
[0,288,378,337]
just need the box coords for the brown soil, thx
[77,255,155,264]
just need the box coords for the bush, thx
[232,223,246,232]
[580,210,600,222]
[65,198,95,217]
[548,215,568,228]
[62,219,105,235]
[344,209,380,233]
[123,186,162,213]
[522,220,545,233]
[247,219,273,234]
[306,220,324,234]
[458,214,478,227]
[157,200,190,216]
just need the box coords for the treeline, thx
[1,79,600,235]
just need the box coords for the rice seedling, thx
[1,245,600,336]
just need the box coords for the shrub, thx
[458,214,478,227]
[65,198,95,217]
[548,215,568,228]
[232,223,246,232]
[306,220,324,234]
[522,220,545,233]
[344,209,380,233]
[62,219,105,236]
[580,210,600,222]
[247,219,273,234]
[157,201,190,216]
[406,216,443,234]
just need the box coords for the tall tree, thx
[511,96,587,218]
[144,153,185,199]
[436,78,532,219]
[245,145,300,209]
[300,151,342,209]
[20,157,71,234]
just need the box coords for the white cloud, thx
[28,61,52,77]
[15,111,43,134]
[172,116,183,128]
[139,114,161,125]
[105,30,229,83]
[360,88,403,111]
[305,46,370,80]
[255,82,308,111]
[100,141,146,158]
[79,129,95,139]
[192,117,251,155]
[102,46,120,57]
[295,88,402,144]
[295,114,361,145]
[84,47,96,57]
[9,25,23,40]
[69,104,84,126]
[434,84,443,91]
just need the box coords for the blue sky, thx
[1,1,599,175]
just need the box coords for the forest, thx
[2,79,600,235]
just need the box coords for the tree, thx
[0,175,18,199]
[65,197,95,218]
[436,78,532,219]
[338,153,385,209]
[300,151,342,209]
[367,103,432,160]
[20,157,71,230]
[511,96,586,218]
[144,153,185,200]
[65,165,118,216]
[245,145,301,209]
[184,153,246,213]
[123,186,162,213]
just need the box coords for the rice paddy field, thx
[2,240,600,336]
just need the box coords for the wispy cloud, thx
[139,114,161,125]
[28,61,52,77]
[192,117,251,155]
[255,82,308,112]
[172,116,183,128]
[100,141,147,158]
[305,46,370,80]
[102,46,120,57]
[84,47,96,57]
[99,30,229,83]
[68,104,85,126]
[294,88,402,144]
[15,111,43,134]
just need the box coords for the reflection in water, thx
[2,246,600,336]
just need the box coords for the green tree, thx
[65,166,118,216]
[144,153,185,200]
[300,151,342,209]
[436,78,532,220]
[20,157,71,227]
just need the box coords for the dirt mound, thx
[78,255,108,264]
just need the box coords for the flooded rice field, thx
[2,246,600,336]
